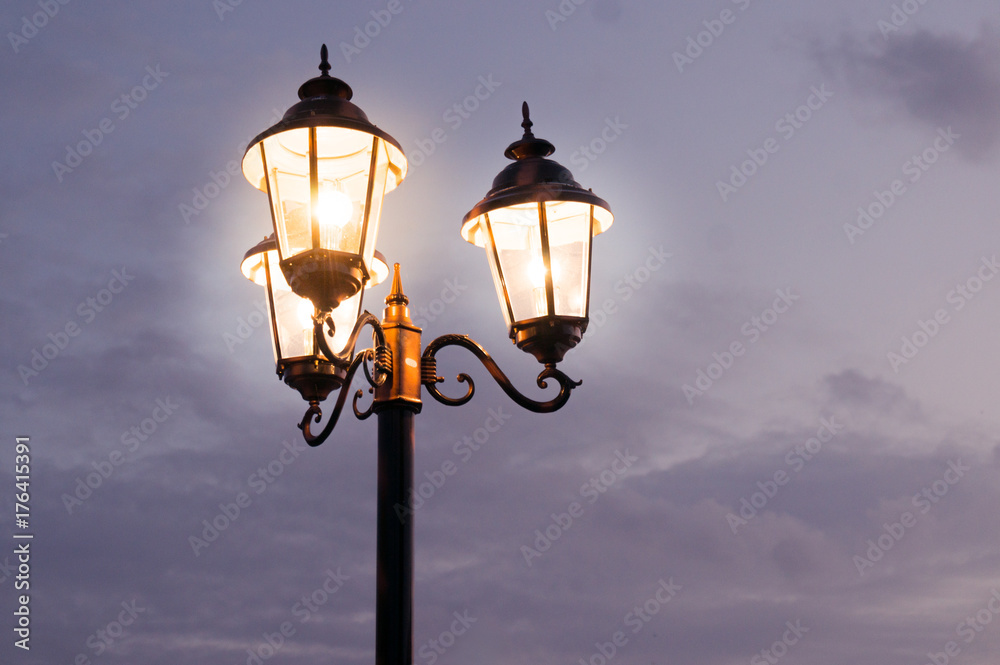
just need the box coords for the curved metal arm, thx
[299,337,391,446]
[314,310,388,372]
[421,334,582,413]
[299,350,370,446]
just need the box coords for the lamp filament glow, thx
[316,182,353,229]
[530,256,559,316]
[528,257,547,288]
[298,299,316,329]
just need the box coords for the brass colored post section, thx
[373,264,423,411]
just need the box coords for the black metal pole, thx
[376,405,414,665]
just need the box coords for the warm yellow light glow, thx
[528,258,547,288]
[316,182,353,229]
[297,299,315,330]
[239,252,269,287]
[528,255,561,288]
[530,257,560,316]
[249,265,267,287]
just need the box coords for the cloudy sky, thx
[4,1,1000,664]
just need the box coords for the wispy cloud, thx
[811,26,1000,159]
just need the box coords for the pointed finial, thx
[386,262,408,305]
[298,44,352,100]
[503,102,554,160]
[521,101,534,138]
[319,44,331,77]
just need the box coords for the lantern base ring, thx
[280,250,370,313]
[280,359,348,403]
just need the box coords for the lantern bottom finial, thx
[511,316,587,365]
[281,359,349,403]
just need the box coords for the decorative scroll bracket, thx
[420,334,581,413]
[298,313,392,447]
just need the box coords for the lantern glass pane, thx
[482,225,513,328]
[267,166,311,259]
[542,200,593,319]
[265,259,315,364]
[483,200,597,323]
[266,260,368,363]
[484,204,547,322]
[243,244,382,366]
[259,127,393,277]
[326,289,365,354]
[360,151,390,276]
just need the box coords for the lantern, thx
[461,103,613,364]
[241,45,407,314]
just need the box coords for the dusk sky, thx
[5,1,1000,664]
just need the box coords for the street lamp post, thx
[239,45,613,665]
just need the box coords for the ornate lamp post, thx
[239,46,614,665]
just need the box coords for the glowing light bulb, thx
[528,258,548,288]
[529,257,560,316]
[297,299,316,330]
[316,183,353,229]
